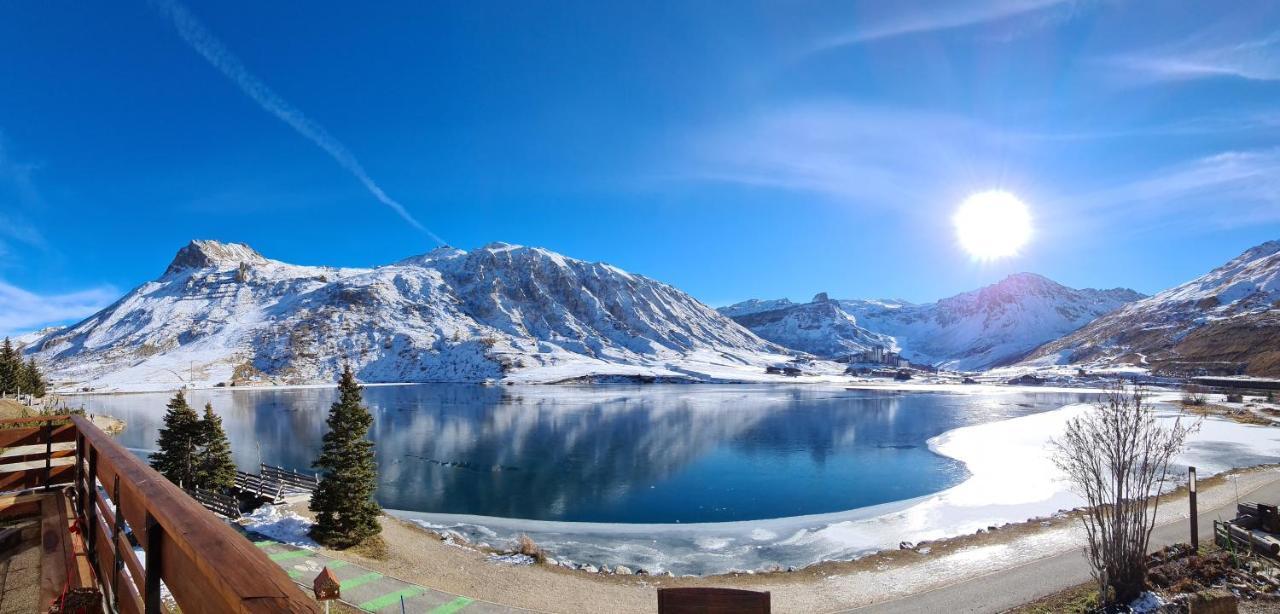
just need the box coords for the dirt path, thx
[288,465,1280,613]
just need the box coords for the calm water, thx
[68,385,1094,523]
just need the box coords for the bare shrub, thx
[515,534,546,563]
[1051,384,1199,606]
[1182,383,1208,406]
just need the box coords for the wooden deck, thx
[0,415,320,613]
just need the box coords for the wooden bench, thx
[657,587,771,614]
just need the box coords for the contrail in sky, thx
[150,0,446,245]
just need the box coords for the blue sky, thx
[2,0,1279,336]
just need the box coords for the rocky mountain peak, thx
[165,240,266,275]
[1238,240,1280,263]
[40,241,782,390]
[397,245,467,267]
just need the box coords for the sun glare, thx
[953,191,1033,261]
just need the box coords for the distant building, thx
[855,346,911,365]
[1008,374,1045,386]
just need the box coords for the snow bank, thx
[241,505,319,549]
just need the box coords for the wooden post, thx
[42,420,52,491]
[86,448,98,570]
[74,434,84,515]
[112,475,124,609]
[1190,466,1199,551]
[144,513,162,614]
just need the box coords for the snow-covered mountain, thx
[26,240,797,391]
[723,274,1142,370]
[1023,241,1280,377]
[719,293,897,359]
[12,327,63,350]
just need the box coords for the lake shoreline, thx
[269,464,1280,614]
[58,378,1120,397]
[382,391,1280,575]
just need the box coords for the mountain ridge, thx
[1022,240,1280,377]
[722,273,1144,370]
[26,240,796,391]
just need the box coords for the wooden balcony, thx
[0,415,320,613]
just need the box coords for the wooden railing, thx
[0,415,320,613]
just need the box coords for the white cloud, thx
[1109,31,1280,82]
[810,0,1073,50]
[0,280,117,339]
[150,0,446,245]
[0,142,48,260]
[1078,148,1280,229]
[1012,113,1280,141]
[681,103,1280,237]
[683,104,1021,210]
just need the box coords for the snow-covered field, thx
[392,396,1280,575]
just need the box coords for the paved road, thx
[847,477,1280,614]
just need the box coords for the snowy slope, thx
[12,327,62,350]
[724,274,1141,370]
[844,274,1143,371]
[720,293,897,358]
[1023,240,1280,377]
[25,240,797,391]
[718,298,799,318]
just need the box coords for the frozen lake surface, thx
[75,384,1280,574]
[70,384,1090,523]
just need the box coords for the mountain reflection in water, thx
[71,384,1095,523]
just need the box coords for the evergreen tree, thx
[0,338,17,395]
[20,358,45,398]
[309,366,382,548]
[195,402,237,491]
[150,390,202,488]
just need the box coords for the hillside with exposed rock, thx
[1023,240,1280,377]
[24,240,794,391]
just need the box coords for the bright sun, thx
[953,190,1033,261]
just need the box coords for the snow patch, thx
[241,505,318,549]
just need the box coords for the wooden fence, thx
[184,487,241,519]
[234,471,286,504]
[0,415,320,613]
[260,464,319,493]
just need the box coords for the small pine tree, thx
[20,358,46,398]
[0,338,17,395]
[309,366,382,548]
[150,390,203,488]
[195,402,237,491]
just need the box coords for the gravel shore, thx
[285,465,1280,613]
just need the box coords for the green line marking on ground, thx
[428,597,473,614]
[339,571,383,590]
[268,550,313,562]
[253,540,274,548]
[287,569,302,579]
[326,559,350,569]
[359,587,425,611]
